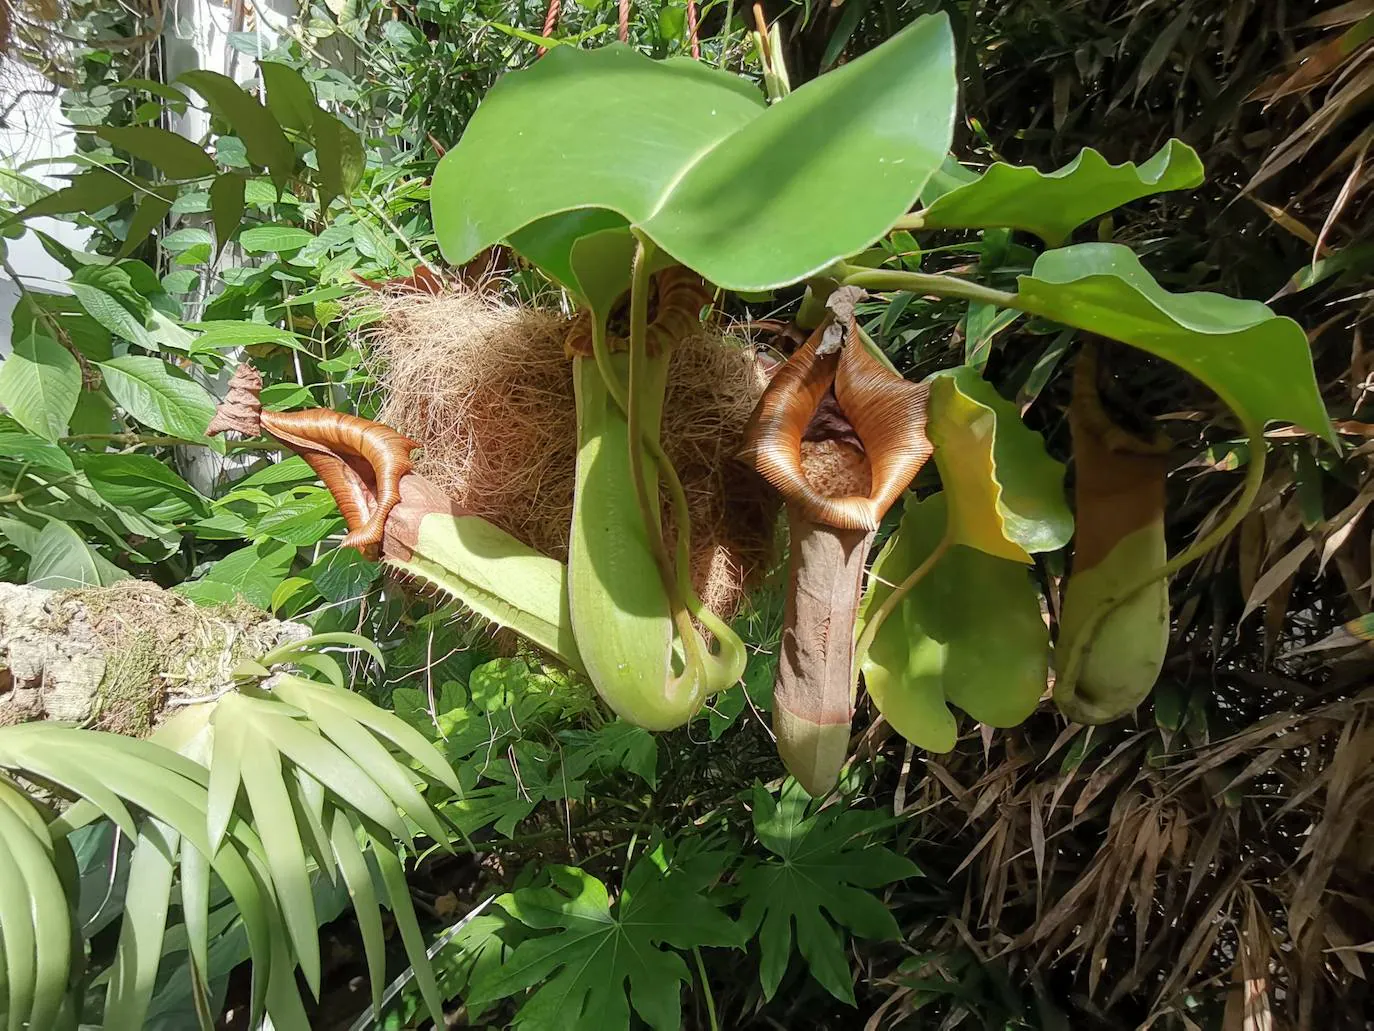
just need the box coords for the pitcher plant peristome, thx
[742,290,932,795]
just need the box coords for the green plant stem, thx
[693,946,720,1031]
[626,237,707,678]
[840,265,1017,309]
[853,532,953,680]
[1054,417,1268,709]
[891,212,925,231]
[591,311,746,683]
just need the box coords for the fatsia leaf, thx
[919,139,1204,245]
[433,13,957,291]
[1017,243,1335,442]
[857,493,1048,752]
[469,843,739,1030]
[926,365,1072,562]
[0,329,80,442]
[736,782,919,1005]
[178,70,295,189]
[95,125,217,180]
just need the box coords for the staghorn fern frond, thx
[0,639,463,1031]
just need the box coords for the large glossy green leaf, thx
[97,356,219,443]
[1018,244,1335,442]
[920,139,1203,245]
[80,452,209,522]
[27,518,130,589]
[178,70,295,189]
[0,330,80,442]
[433,14,957,291]
[95,125,217,180]
[857,494,1048,752]
[4,168,136,223]
[925,366,1072,562]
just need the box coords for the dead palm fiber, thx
[356,287,777,620]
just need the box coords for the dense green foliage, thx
[1,0,1371,1028]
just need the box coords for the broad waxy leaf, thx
[469,845,739,1030]
[737,782,919,1005]
[1018,244,1335,441]
[259,62,317,133]
[118,186,176,258]
[312,110,364,211]
[926,365,1072,562]
[433,13,957,291]
[175,539,295,607]
[0,330,80,441]
[858,494,1048,752]
[105,819,180,1030]
[95,125,218,180]
[239,224,315,253]
[920,139,1204,245]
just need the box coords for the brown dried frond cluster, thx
[354,287,776,620]
[880,690,1374,1028]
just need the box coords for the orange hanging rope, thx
[686,0,700,58]
[618,0,629,42]
[537,0,560,56]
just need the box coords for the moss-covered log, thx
[0,581,309,735]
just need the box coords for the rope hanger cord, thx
[537,0,701,58]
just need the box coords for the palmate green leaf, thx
[469,843,739,1030]
[0,790,71,1031]
[926,365,1072,562]
[27,518,130,589]
[0,329,80,442]
[737,782,919,1006]
[105,818,180,1030]
[97,355,220,443]
[857,494,1048,752]
[1018,244,1335,442]
[95,125,218,180]
[919,139,1204,246]
[389,512,584,673]
[179,70,295,189]
[433,13,957,291]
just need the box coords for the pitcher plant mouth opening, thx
[742,289,933,795]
